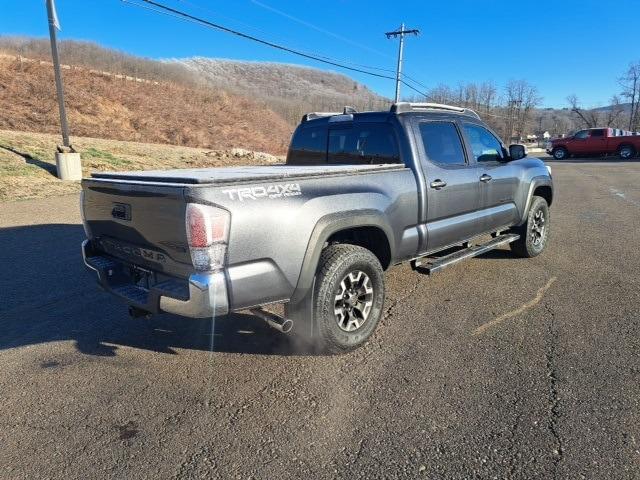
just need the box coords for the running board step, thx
[411,234,520,275]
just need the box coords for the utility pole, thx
[46,0,70,148]
[385,23,419,103]
[45,0,82,180]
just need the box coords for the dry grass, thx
[0,56,292,154]
[0,130,283,202]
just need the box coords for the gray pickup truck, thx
[81,102,553,352]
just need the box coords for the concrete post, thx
[55,147,82,181]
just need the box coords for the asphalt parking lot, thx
[1,155,639,479]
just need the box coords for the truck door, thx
[413,119,481,251]
[587,128,608,153]
[461,122,520,232]
[570,129,590,155]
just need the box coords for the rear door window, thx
[327,124,400,164]
[287,126,327,165]
[591,129,605,137]
[418,122,466,166]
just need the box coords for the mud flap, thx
[284,277,316,347]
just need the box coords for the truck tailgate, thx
[82,179,192,278]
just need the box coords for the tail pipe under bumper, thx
[249,308,293,334]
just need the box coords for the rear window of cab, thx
[287,123,400,165]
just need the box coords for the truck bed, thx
[91,164,405,185]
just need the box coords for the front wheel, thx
[510,196,550,258]
[552,147,568,160]
[312,244,385,354]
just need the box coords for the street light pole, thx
[385,23,419,103]
[46,0,70,148]
[45,0,82,181]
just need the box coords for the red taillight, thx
[186,204,229,248]
[186,204,207,248]
[186,204,230,271]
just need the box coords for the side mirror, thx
[509,144,527,160]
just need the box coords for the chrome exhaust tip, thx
[249,308,293,334]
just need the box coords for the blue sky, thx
[1,0,638,108]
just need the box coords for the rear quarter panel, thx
[185,169,420,310]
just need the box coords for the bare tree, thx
[427,84,453,104]
[478,81,497,114]
[504,80,542,141]
[604,95,625,127]
[567,94,600,128]
[619,61,640,131]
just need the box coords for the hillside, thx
[0,54,292,154]
[0,36,391,128]
[173,57,391,123]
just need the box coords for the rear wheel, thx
[510,196,550,258]
[312,244,385,354]
[552,147,568,160]
[619,145,636,159]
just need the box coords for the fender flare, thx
[289,209,394,306]
[519,176,553,225]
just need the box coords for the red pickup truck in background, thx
[547,128,640,160]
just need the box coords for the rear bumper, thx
[82,239,229,318]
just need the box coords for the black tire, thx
[618,145,636,160]
[510,196,550,258]
[312,244,385,354]
[552,147,568,160]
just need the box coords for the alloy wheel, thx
[334,270,374,332]
[530,209,546,246]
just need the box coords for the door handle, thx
[430,179,447,189]
[479,174,492,183]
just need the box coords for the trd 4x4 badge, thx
[222,183,302,201]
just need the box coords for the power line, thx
[402,72,429,90]
[175,0,370,66]
[250,0,394,60]
[122,0,449,107]
[158,0,399,74]
[122,0,399,81]
[176,0,393,71]
[399,78,430,98]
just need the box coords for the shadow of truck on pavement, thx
[0,223,302,357]
[0,222,516,357]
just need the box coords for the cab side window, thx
[574,130,589,139]
[418,122,466,166]
[462,124,505,163]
